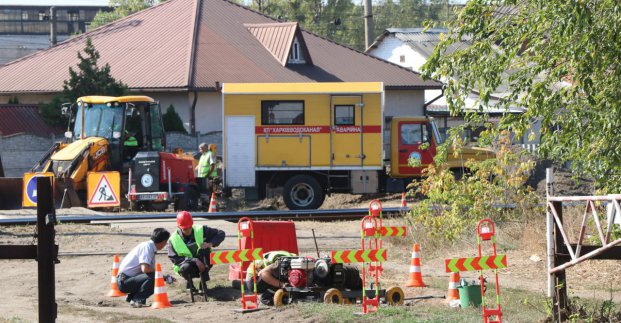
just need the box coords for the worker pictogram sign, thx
[22,172,55,207]
[444,255,508,273]
[87,172,120,208]
[210,248,263,264]
[330,249,387,263]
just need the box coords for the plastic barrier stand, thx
[229,220,298,280]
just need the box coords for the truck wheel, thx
[385,286,404,306]
[273,289,290,307]
[283,175,324,210]
[323,288,343,304]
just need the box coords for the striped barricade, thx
[362,226,407,237]
[330,249,387,263]
[210,248,263,265]
[444,254,508,273]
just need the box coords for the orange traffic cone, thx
[107,254,126,297]
[208,192,217,213]
[405,243,426,287]
[447,272,461,301]
[151,263,172,309]
[401,192,407,208]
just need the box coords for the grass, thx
[295,277,550,323]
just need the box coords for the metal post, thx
[49,7,57,47]
[546,168,554,297]
[37,176,57,322]
[552,200,567,322]
[363,0,374,49]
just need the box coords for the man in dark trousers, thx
[167,211,225,291]
[117,228,170,308]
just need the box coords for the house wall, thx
[367,36,426,72]
[384,90,425,117]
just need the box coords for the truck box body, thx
[222,82,384,188]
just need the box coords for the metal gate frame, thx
[546,168,621,322]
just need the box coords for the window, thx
[261,101,304,125]
[287,37,306,64]
[400,123,428,145]
[334,105,354,125]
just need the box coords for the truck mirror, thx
[112,131,122,139]
[64,131,73,139]
[61,106,69,116]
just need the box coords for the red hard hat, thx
[176,211,193,229]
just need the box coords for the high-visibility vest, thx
[124,136,138,147]
[198,151,217,178]
[169,225,204,274]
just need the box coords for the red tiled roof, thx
[245,22,298,66]
[0,105,63,136]
[0,0,441,94]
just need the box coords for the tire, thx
[273,289,290,307]
[323,288,343,304]
[283,175,324,210]
[175,186,199,211]
[385,286,404,306]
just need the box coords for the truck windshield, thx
[430,119,444,145]
[73,103,124,140]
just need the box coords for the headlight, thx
[141,174,153,187]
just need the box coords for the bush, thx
[409,129,540,242]
[38,96,67,127]
[162,104,187,134]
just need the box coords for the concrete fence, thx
[0,133,58,177]
[0,131,223,178]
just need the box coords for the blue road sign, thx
[26,175,38,204]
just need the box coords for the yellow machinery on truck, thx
[3,95,199,210]
[222,82,493,210]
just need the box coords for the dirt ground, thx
[0,160,617,322]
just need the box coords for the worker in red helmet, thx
[167,211,225,291]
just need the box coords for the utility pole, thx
[49,7,57,47]
[363,0,374,50]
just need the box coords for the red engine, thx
[288,269,307,288]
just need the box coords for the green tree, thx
[39,37,127,127]
[162,104,187,134]
[90,0,160,29]
[423,1,621,192]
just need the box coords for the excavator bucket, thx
[0,177,23,210]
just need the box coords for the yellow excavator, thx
[0,95,199,210]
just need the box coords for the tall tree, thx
[40,37,127,126]
[62,37,127,102]
[423,1,621,192]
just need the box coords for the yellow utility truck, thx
[222,82,492,210]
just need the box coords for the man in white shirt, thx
[117,228,170,307]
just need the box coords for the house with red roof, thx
[0,0,441,134]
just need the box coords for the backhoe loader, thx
[0,95,201,210]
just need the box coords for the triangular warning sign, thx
[88,174,120,206]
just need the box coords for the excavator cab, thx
[67,96,166,170]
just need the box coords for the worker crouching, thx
[168,211,225,291]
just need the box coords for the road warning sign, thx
[22,172,55,208]
[87,172,120,208]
